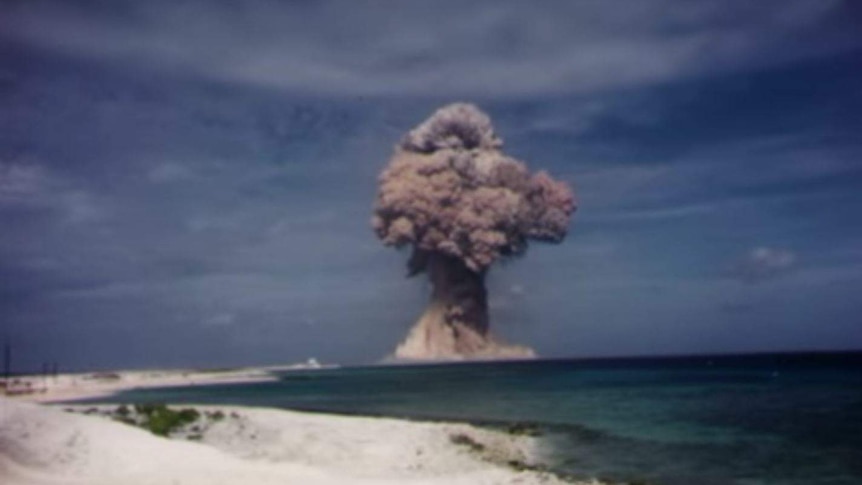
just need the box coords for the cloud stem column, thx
[427,252,489,337]
[394,252,490,359]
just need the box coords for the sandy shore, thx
[0,367,601,484]
[0,397,598,485]
[4,366,292,403]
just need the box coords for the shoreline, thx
[0,365,602,484]
[0,397,596,485]
[1,364,321,404]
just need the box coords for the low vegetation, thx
[449,432,486,452]
[505,422,543,437]
[131,403,200,436]
[65,403,234,438]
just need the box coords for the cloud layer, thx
[2,0,859,96]
[730,247,797,283]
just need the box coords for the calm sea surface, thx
[76,352,862,485]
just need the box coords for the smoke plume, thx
[372,103,576,360]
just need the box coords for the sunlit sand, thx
[1,368,598,485]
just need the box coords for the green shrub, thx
[127,403,201,437]
[134,403,160,416]
[177,408,200,422]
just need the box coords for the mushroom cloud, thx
[372,103,576,360]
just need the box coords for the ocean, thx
[76,352,862,485]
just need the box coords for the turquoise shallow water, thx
[76,352,862,485]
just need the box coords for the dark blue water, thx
[77,352,862,485]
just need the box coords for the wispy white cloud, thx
[669,133,862,190]
[2,0,855,97]
[573,130,862,224]
[0,162,49,206]
[729,246,797,283]
[0,161,109,224]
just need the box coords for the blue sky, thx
[1,0,861,371]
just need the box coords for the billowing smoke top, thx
[373,103,576,273]
[400,103,502,153]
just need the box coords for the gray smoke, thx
[372,103,576,273]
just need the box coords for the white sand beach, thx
[5,367,282,403]
[1,370,597,485]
